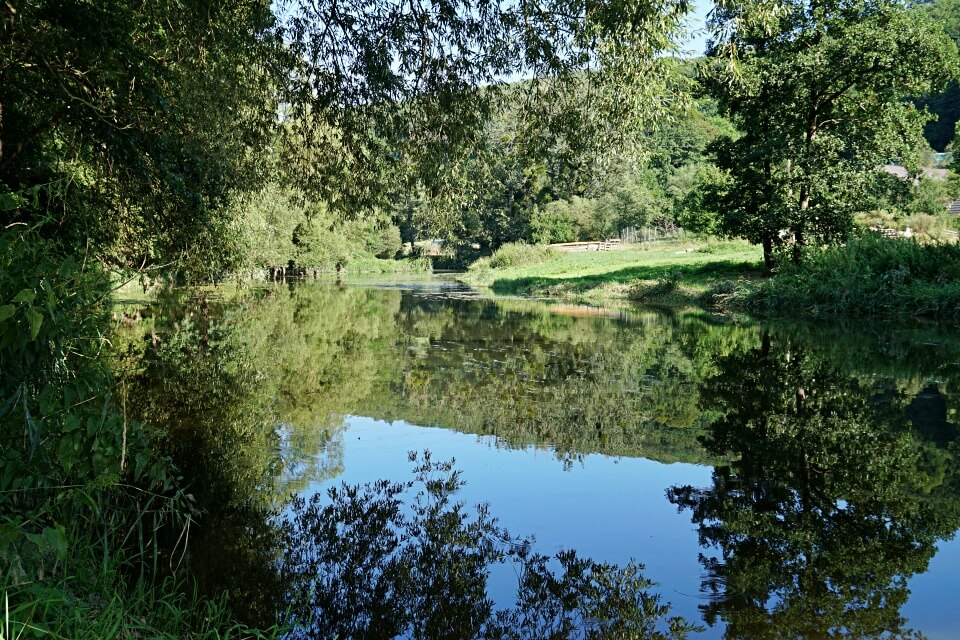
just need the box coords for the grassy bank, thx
[462,239,764,306]
[464,236,960,320]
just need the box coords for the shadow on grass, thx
[490,260,765,296]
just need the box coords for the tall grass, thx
[469,242,558,272]
[749,234,960,318]
[1,496,280,640]
[2,576,277,639]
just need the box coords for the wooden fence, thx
[619,226,685,244]
[550,239,622,252]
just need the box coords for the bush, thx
[484,242,558,270]
[468,256,494,273]
[363,222,402,258]
[697,279,751,307]
[853,209,899,230]
[0,226,245,639]
[630,268,682,302]
[531,196,621,243]
[530,202,576,244]
[240,187,409,273]
[903,213,958,244]
[749,234,960,318]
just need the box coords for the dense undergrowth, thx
[746,234,960,318]
[468,242,559,272]
[0,227,275,639]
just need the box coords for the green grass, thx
[462,239,764,306]
[2,577,279,640]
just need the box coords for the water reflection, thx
[113,282,960,636]
[282,452,694,640]
[668,332,960,639]
[117,285,390,625]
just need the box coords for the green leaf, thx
[26,308,43,339]
[63,414,81,433]
[57,435,79,472]
[42,526,68,562]
[0,523,20,553]
[25,531,43,549]
[13,289,35,304]
[0,304,14,323]
[0,191,25,211]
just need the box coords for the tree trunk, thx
[794,102,818,264]
[792,226,804,264]
[762,235,775,273]
[793,183,812,264]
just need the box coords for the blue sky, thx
[678,0,714,57]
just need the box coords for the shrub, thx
[903,213,956,244]
[483,242,558,270]
[853,209,899,230]
[748,234,960,318]
[468,256,494,273]
[631,268,683,302]
[0,226,233,639]
[530,202,576,244]
[363,222,402,258]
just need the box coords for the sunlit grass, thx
[462,239,764,305]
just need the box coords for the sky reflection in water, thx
[130,281,960,638]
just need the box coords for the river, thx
[118,277,960,638]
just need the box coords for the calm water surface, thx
[121,278,960,638]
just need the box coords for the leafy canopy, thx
[704,0,959,267]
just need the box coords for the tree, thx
[277,0,693,233]
[705,0,959,269]
[0,1,281,272]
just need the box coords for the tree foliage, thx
[0,0,280,271]
[916,0,960,151]
[274,0,692,220]
[704,0,959,268]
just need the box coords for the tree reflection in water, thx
[669,332,960,639]
[282,452,697,640]
[120,286,960,636]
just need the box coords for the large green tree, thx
[276,0,693,232]
[0,1,281,272]
[705,0,958,269]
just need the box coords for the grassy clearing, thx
[463,239,764,306]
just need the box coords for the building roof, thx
[881,165,951,180]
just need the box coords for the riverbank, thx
[461,239,765,307]
[463,236,960,320]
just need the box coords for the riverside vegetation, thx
[463,234,960,319]
[0,0,705,636]
[4,0,960,637]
